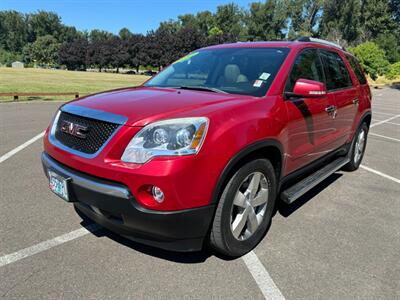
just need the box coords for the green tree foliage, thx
[287,0,323,39]
[361,0,398,40]
[0,11,28,52]
[374,33,400,63]
[0,1,398,75]
[23,35,60,67]
[386,61,400,79]
[319,0,362,44]
[119,27,133,40]
[89,29,114,42]
[246,0,288,41]
[27,11,63,42]
[389,0,400,22]
[0,48,22,66]
[348,42,390,80]
[215,3,246,40]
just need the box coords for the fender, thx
[360,110,372,127]
[211,139,284,204]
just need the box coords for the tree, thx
[23,35,60,66]
[246,0,288,41]
[360,0,398,40]
[0,11,28,52]
[127,34,148,72]
[59,38,88,70]
[348,42,390,80]
[389,0,400,23]
[107,36,129,72]
[374,33,400,63]
[319,0,362,45]
[119,27,133,40]
[89,29,114,42]
[287,0,323,39]
[196,11,215,35]
[0,48,22,66]
[27,11,63,42]
[60,26,82,43]
[215,3,246,40]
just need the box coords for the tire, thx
[209,159,277,257]
[343,122,369,171]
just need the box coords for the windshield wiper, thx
[177,86,227,94]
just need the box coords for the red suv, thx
[42,38,371,257]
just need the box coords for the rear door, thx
[319,50,358,147]
[284,48,337,173]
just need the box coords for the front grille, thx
[55,111,119,154]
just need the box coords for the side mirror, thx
[286,78,327,99]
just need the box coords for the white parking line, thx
[370,115,400,128]
[0,224,101,267]
[0,223,286,300]
[385,122,400,126]
[242,251,285,300]
[369,133,400,143]
[372,111,396,116]
[360,165,400,184]
[0,131,45,164]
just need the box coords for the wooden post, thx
[13,95,18,101]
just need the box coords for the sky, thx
[1,0,252,34]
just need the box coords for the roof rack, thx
[295,36,345,50]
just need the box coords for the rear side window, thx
[346,55,367,85]
[320,50,353,90]
[285,49,325,92]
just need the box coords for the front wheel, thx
[209,159,277,257]
[343,122,369,171]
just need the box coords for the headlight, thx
[121,117,209,163]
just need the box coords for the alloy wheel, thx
[230,172,269,241]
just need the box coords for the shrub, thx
[386,62,400,80]
[348,42,390,80]
[0,48,22,66]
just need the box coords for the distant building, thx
[11,61,24,68]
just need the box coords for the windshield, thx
[145,47,290,97]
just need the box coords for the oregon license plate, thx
[49,171,70,201]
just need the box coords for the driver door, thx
[284,48,337,173]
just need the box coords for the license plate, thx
[49,171,70,201]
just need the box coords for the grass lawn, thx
[0,67,148,102]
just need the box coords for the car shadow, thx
[75,173,343,262]
[277,173,343,218]
[75,209,214,264]
[389,82,400,90]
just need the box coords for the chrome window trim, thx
[49,104,128,159]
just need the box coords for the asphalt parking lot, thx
[1,87,399,299]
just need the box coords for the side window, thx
[320,50,353,90]
[346,55,367,85]
[285,49,325,93]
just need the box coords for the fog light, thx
[151,186,164,203]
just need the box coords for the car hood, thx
[65,86,251,126]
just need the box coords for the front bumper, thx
[42,152,215,252]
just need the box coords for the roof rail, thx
[295,36,345,50]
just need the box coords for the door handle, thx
[352,98,359,105]
[325,105,336,113]
[325,105,337,119]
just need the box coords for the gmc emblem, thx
[60,120,88,139]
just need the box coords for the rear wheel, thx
[343,122,368,171]
[209,159,277,257]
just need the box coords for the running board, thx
[281,157,350,204]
